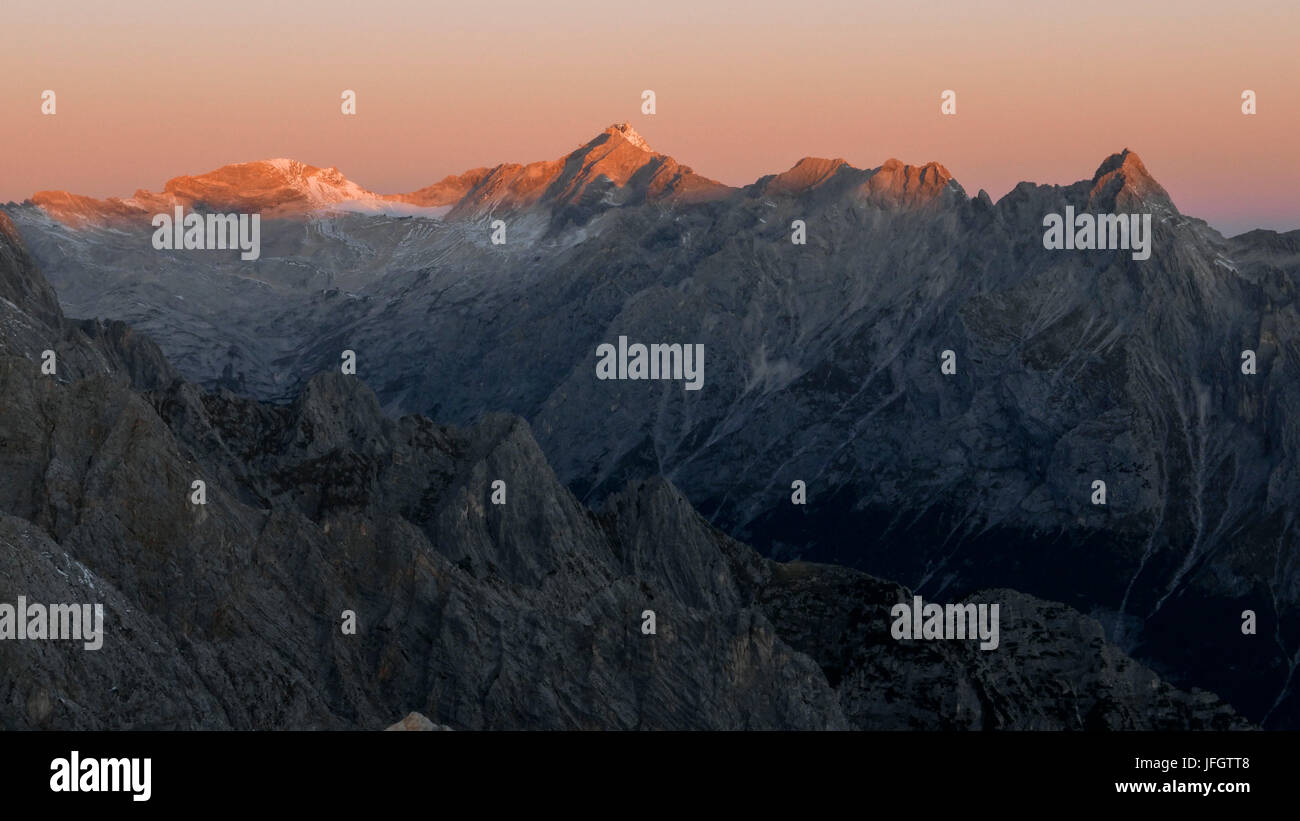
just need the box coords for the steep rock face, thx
[1085,149,1173,211]
[0,212,62,328]
[860,158,961,208]
[6,147,1297,726]
[0,212,174,390]
[0,357,1247,730]
[0,223,1246,730]
[0,358,847,729]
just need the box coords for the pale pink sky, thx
[2,0,1297,235]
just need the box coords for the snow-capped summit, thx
[161,159,382,214]
[603,123,652,152]
[29,159,446,225]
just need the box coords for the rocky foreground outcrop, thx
[385,712,451,731]
[0,214,1247,730]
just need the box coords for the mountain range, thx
[5,123,1298,727]
[28,124,728,226]
[0,209,1247,730]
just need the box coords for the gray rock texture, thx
[0,214,1249,730]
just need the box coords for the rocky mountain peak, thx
[602,122,652,152]
[861,158,961,207]
[161,158,379,214]
[1086,148,1174,211]
[29,158,386,226]
[754,157,851,195]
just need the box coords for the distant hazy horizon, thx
[3,0,1297,236]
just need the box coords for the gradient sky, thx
[3,0,1297,235]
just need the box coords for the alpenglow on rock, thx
[5,132,1297,727]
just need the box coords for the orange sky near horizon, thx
[2,0,1297,236]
